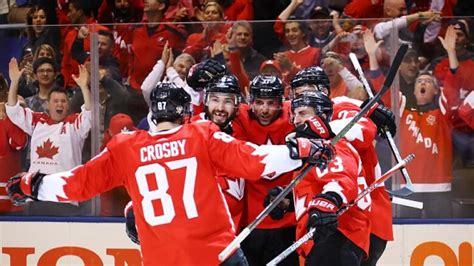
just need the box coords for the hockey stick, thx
[217,44,409,262]
[266,154,415,266]
[391,196,423,209]
[349,52,415,197]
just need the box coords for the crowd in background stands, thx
[0,0,473,217]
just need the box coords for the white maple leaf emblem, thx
[225,178,245,200]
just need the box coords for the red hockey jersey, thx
[36,121,302,265]
[332,97,393,241]
[293,139,371,257]
[234,102,297,229]
[190,113,247,230]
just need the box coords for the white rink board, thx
[0,222,473,266]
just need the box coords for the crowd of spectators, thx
[0,0,472,218]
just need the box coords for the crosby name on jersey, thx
[140,139,186,162]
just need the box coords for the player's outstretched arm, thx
[9,141,123,203]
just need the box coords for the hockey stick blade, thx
[387,186,414,197]
[219,44,409,263]
[391,196,424,209]
[349,48,415,196]
[267,154,415,265]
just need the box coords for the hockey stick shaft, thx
[330,44,408,145]
[267,154,415,266]
[349,52,415,193]
[218,44,408,263]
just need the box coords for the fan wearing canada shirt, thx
[233,74,299,266]
[290,66,395,266]
[290,91,371,265]
[6,82,335,266]
[399,72,453,218]
[6,58,92,175]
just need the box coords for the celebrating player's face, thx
[292,106,317,127]
[251,98,281,126]
[206,92,238,127]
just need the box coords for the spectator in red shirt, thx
[226,21,267,79]
[437,24,474,168]
[127,0,187,123]
[97,0,144,78]
[273,0,321,78]
[431,20,474,93]
[61,0,109,89]
[183,1,229,62]
[128,0,187,90]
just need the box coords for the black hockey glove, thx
[124,202,140,245]
[6,171,45,206]
[263,186,294,220]
[307,193,342,244]
[286,136,335,170]
[186,59,226,91]
[361,100,396,138]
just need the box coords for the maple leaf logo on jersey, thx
[36,138,59,159]
[295,194,308,221]
[426,114,437,126]
[225,178,245,200]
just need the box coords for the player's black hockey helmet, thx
[291,90,333,122]
[290,66,330,96]
[249,74,284,100]
[150,82,191,124]
[205,74,241,95]
[205,74,242,105]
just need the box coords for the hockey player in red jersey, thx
[6,82,334,266]
[290,91,371,265]
[234,74,299,266]
[191,74,247,230]
[290,66,396,265]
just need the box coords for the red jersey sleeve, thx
[227,50,250,94]
[5,117,27,150]
[36,133,129,202]
[443,68,465,108]
[204,122,301,180]
[331,97,378,152]
[458,91,474,129]
[224,0,253,20]
[273,17,285,42]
